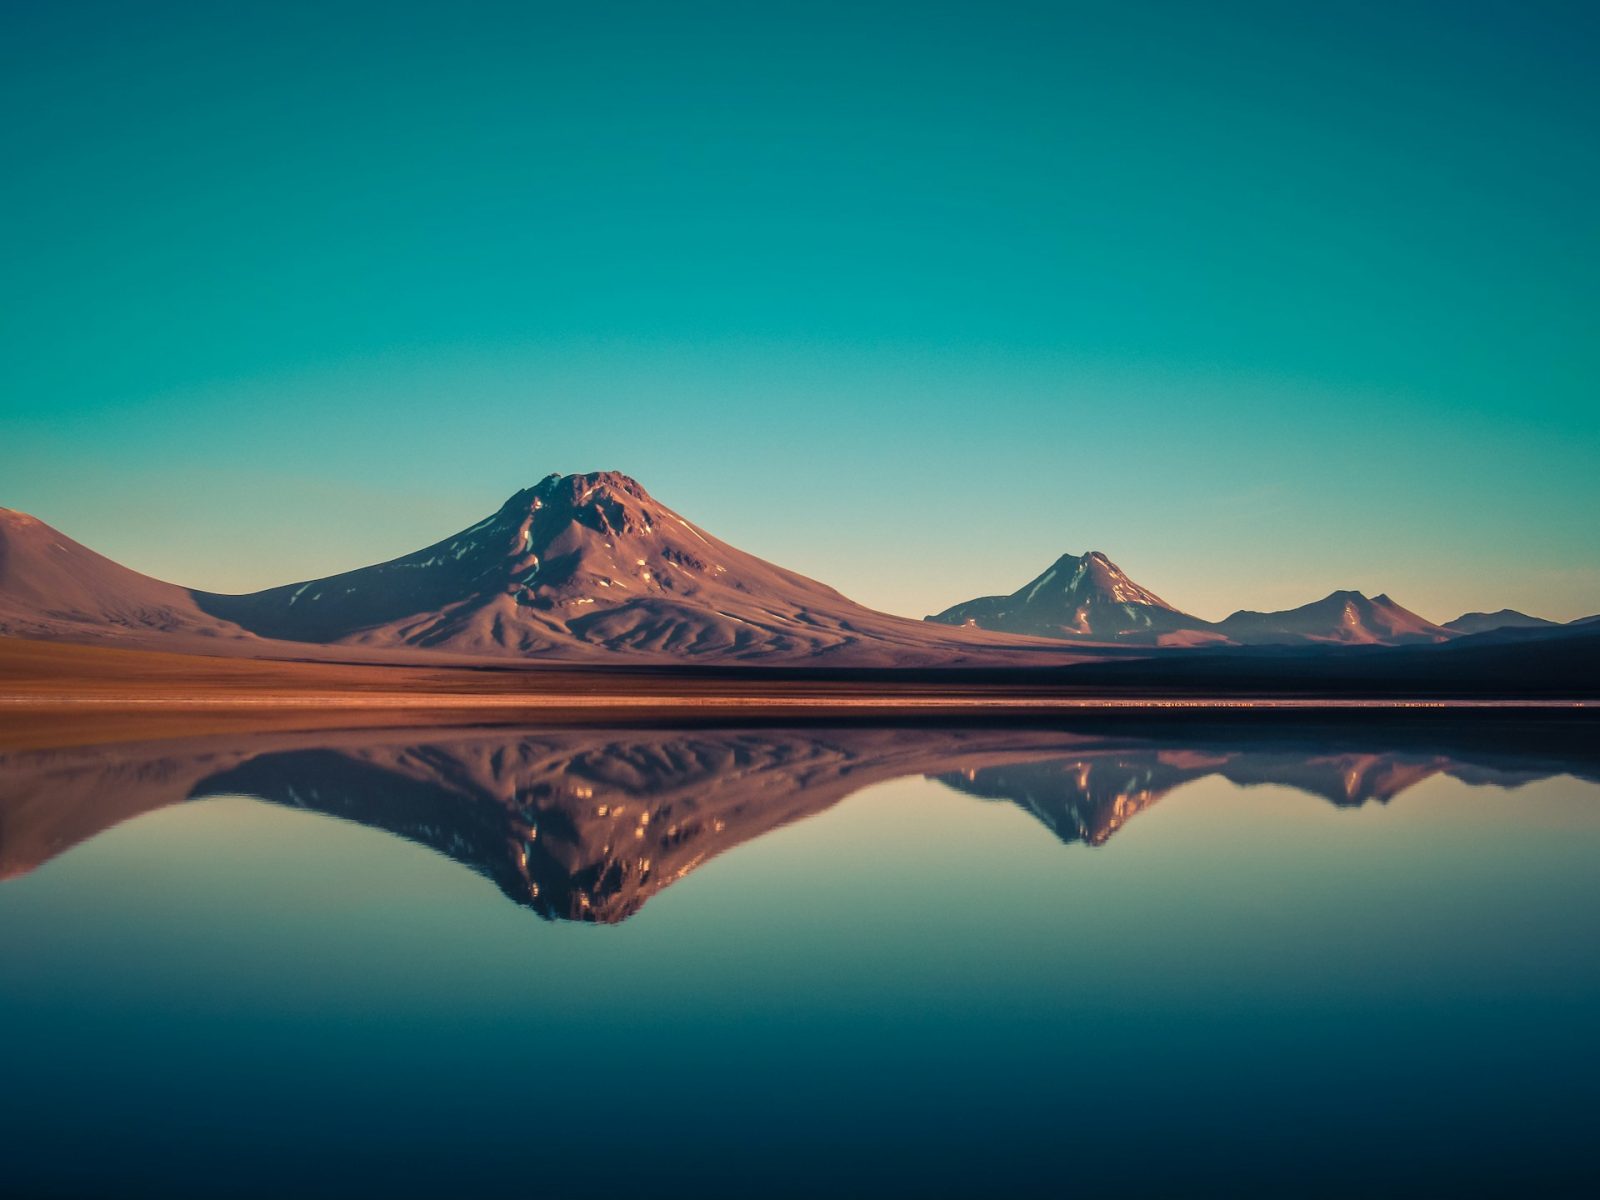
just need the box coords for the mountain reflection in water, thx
[3,717,1596,923]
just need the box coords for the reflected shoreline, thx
[4,713,1597,923]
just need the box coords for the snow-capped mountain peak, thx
[926,549,1210,644]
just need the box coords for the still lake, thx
[2,716,1597,1197]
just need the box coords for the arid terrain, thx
[4,473,1597,726]
[8,472,1596,665]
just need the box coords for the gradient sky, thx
[2,0,1596,622]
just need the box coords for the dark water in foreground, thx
[2,716,1597,1198]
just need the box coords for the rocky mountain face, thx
[926,551,1224,646]
[4,474,1066,665]
[5,477,1585,659]
[198,471,1081,663]
[930,551,1459,647]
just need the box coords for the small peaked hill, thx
[925,551,1221,645]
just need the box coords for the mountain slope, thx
[930,552,1466,648]
[1213,590,1453,646]
[925,551,1221,645]
[4,481,1577,665]
[0,508,250,644]
[190,471,1067,664]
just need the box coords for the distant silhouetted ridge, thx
[1443,608,1558,635]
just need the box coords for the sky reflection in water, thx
[1,718,1597,1197]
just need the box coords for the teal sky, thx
[3,1,1596,622]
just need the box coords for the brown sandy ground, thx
[3,634,1596,754]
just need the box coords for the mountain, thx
[925,551,1222,645]
[3,473,1069,665]
[0,508,249,644]
[200,470,1084,663]
[1444,609,1558,635]
[1212,590,1453,646]
[926,555,1457,648]
[4,480,1579,664]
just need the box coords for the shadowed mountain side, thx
[3,717,1596,921]
[1444,609,1559,635]
[1212,590,1454,645]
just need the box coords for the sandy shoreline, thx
[3,635,1595,752]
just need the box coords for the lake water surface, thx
[2,716,1597,1197]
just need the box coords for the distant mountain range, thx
[2,472,1594,663]
[928,549,1591,647]
[1442,609,1560,635]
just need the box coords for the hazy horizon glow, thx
[3,2,1597,623]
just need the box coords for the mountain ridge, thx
[4,477,1593,662]
[925,549,1225,646]
[1443,608,1558,635]
[0,507,253,644]
[195,470,1071,663]
[927,551,1459,647]
[3,476,1074,666]
[1212,589,1454,646]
